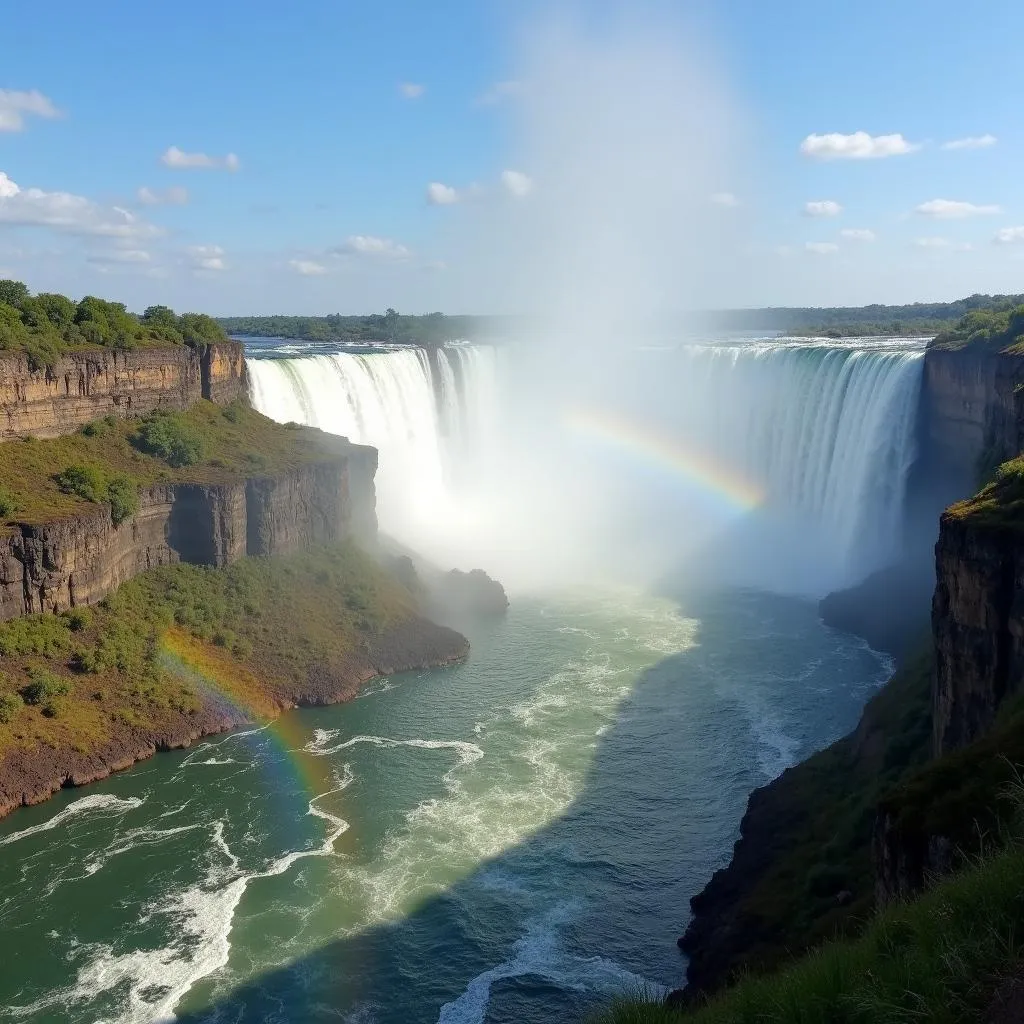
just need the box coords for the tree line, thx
[0,279,227,370]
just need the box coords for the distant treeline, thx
[708,293,1024,339]
[220,294,1024,345]
[218,310,504,346]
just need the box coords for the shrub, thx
[106,474,140,525]
[0,486,17,518]
[21,669,72,706]
[63,608,93,633]
[133,414,206,467]
[0,691,22,724]
[54,464,106,502]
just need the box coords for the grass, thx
[0,401,354,527]
[683,652,934,984]
[945,455,1024,530]
[0,542,419,759]
[597,838,1024,1024]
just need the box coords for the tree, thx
[0,280,29,309]
[0,303,29,349]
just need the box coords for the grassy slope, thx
[0,401,350,527]
[684,653,933,985]
[601,840,1024,1024]
[0,542,420,760]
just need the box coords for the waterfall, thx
[245,337,924,592]
[246,345,496,544]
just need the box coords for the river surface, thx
[0,585,888,1024]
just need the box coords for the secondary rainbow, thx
[564,407,765,513]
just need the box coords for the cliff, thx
[922,346,1024,489]
[0,445,377,621]
[0,341,247,440]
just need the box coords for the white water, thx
[246,337,924,594]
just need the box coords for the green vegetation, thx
[0,401,350,527]
[946,455,1024,529]
[0,279,228,370]
[219,310,495,346]
[598,839,1024,1024]
[932,301,1024,352]
[683,654,933,984]
[0,542,422,755]
[711,293,1024,337]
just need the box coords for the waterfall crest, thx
[246,338,924,593]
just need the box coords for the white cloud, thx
[0,89,60,132]
[137,185,189,206]
[399,82,425,99]
[87,249,151,265]
[914,237,973,251]
[805,241,838,254]
[501,170,533,198]
[800,131,919,160]
[710,192,739,207]
[0,171,160,239]
[839,228,876,242]
[994,227,1024,245]
[187,244,227,271]
[475,80,525,106]
[289,258,328,275]
[942,134,997,151]
[161,146,240,171]
[803,200,842,218]
[914,199,1000,218]
[426,182,460,205]
[334,235,412,260]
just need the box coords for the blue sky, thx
[2,0,1024,314]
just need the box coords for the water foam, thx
[0,794,143,846]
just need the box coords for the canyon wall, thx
[0,342,247,439]
[0,443,377,620]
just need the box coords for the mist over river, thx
[0,336,918,1022]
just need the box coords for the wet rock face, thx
[0,451,378,621]
[0,342,247,440]
[932,512,1024,756]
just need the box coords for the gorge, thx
[1,316,1023,1024]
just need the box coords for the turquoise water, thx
[0,585,889,1024]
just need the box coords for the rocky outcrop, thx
[0,443,377,620]
[872,809,954,904]
[922,347,1024,490]
[429,568,509,618]
[0,342,247,440]
[932,510,1024,755]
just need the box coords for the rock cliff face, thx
[923,348,1024,489]
[0,443,377,620]
[0,342,247,440]
[932,511,1024,755]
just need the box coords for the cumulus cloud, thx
[942,134,997,151]
[710,192,739,207]
[475,79,525,106]
[187,244,227,271]
[803,200,842,218]
[87,249,151,265]
[399,82,425,99]
[994,227,1024,244]
[137,185,189,206]
[800,131,919,160]
[915,199,1000,218]
[333,235,412,260]
[289,258,328,275]
[0,171,160,239]
[840,228,876,241]
[0,89,60,132]
[501,170,533,198]
[805,241,838,254]
[426,182,460,205]
[161,146,240,171]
